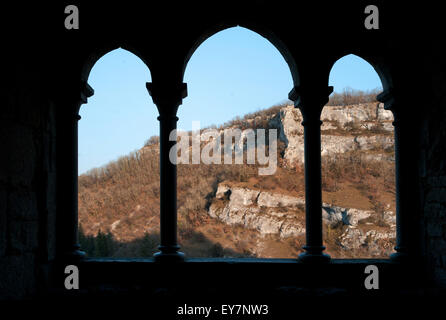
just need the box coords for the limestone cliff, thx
[268,103,394,166]
[209,183,396,257]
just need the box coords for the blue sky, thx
[79,27,382,174]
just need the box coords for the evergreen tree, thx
[94,230,115,257]
[138,232,158,257]
[78,225,95,256]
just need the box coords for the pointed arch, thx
[183,24,299,87]
[81,45,153,83]
[328,53,392,92]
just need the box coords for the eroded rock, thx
[209,183,395,249]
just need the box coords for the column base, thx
[390,250,410,263]
[61,248,86,263]
[154,250,185,262]
[298,246,331,263]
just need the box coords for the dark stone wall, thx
[0,1,445,300]
[421,46,446,287]
[0,60,57,299]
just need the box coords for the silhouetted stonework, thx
[0,1,445,301]
[1,62,57,298]
[422,58,446,286]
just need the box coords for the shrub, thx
[144,135,159,146]
[138,232,159,257]
[327,87,381,106]
[209,243,225,257]
[93,230,115,257]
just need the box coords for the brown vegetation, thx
[79,91,395,259]
[327,87,381,106]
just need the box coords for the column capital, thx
[57,80,94,105]
[377,88,395,110]
[288,85,333,107]
[377,87,409,113]
[56,80,94,120]
[79,81,95,105]
[77,81,94,120]
[146,82,187,112]
[377,88,409,123]
[288,85,333,122]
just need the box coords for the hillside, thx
[78,93,396,258]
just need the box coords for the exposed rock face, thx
[268,103,395,166]
[148,103,395,169]
[210,184,305,238]
[209,183,396,256]
[321,103,394,125]
[257,191,305,208]
[339,227,396,255]
[321,205,395,228]
[227,187,260,206]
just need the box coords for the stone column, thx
[378,90,421,262]
[289,85,333,263]
[146,82,187,262]
[56,81,94,262]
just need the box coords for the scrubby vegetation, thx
[327,87,380,106]
[78,90,395,259]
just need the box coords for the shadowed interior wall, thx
[0,1,445,300]
[422,48,446,286]
[1,59,57,298]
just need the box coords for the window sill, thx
[70,257,411,291]
[46,257,437,301]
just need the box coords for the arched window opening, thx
[178,27,301,258]
[77,49,160,257]
[321,54,396,258]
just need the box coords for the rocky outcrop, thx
[268,103,395,166]
[149,103,395,168]
[257,191,305,208]
[321,205,395,228]
[339,227,396,255]
[209,183,396,256]
[210,184,305,238]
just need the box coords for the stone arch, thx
[76,46,161,257]
[327,52,393,93]
[182,23,300,86]
[321,52,397,259]
[177,25,300,258]
[80,44,153,84]
[78,47,157,170]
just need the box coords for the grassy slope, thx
[78,97,395,259]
